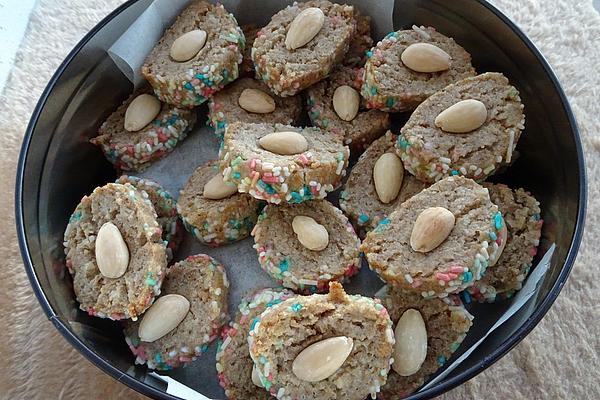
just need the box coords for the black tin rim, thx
[14,0,586,399]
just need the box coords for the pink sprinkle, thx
[530,246,538,256]
[449,265,465,274]
[250,158,257,169]
[310,185,319,195]
[261,173,278,184]
[411,279,422,288]
[297,153,311,165]
[436,272,451,282]
[447,273,458,280]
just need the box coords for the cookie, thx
[63,183,167,320]
[248,282,395,400]
[343,12,373,66]
[241,24,260,76]
[208,77,303,140]
[141,1,245,107]
[339,132,429,237]
[216,288,296,399]
[116,175,183,261]
[465,183,543,302]
[361,25,476,112]
[124,254,229,370]
[361,176,506,298]
[251,0,355,96]
[252,200,361,293]
[220,122,350,204]
[177,160,263,247]
[91,89,196,172]
[379,286,473,398]
[396,72,525,183]
[306,66,390,155]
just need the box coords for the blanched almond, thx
[292,336,353,382]
[285,7,325,50]
[170,29,207,62]
[393,309,428,376]
[435,99,487,133]
[410,207,455,252]
[203,173,237,200]
[124,94,161,132]
[373,153,404,204]
[259,131,308,155]
[95,222,129,279]
[292,215,329,251]
[138,294,190,342]
[401,43,451,73]
[238,88,276,114]
[332,85,360,121]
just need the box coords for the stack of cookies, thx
[64,1,544,398]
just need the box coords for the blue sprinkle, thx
[463,271,473,282]
[366,50,373,58]
[232,172,241,179]
[494,212,504,229]
[461,290,472,304]
[437,355,446,365]
[488,231,497,241]
[385,97,395,107]
[200,343,209,352]
[397,136,409,150]
[250,317,260,331]
[451,170,459,176]
[379,217,390,225]
[358,214,369,224]
[370,86,377,95]
[290,303,303,313]
[184,82,193,90]
[279,258,290,273]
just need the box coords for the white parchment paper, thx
[107,1,556,398]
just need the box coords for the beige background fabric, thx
[0,0,598,398]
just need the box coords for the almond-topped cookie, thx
[63,183,167,320]
[252,0,355,96]
[220,122,350,204]
[396,72,525,183]
[361,176,507,298]
[306,66,390,155]
[361,25,476,112]
[125,254,229,370]
[252,200,361,293]
[142,1,245,107]
[248,283,395,400]
[208,78,302,140]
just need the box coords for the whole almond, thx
[124,94,161,132]
[203,173,238,200]
[393,309,428,376]
[435,99,487,133]
[410,207,455,252]
[138,294,190,342]
[259,131,308,155]
[285,7,325,50]
[401,43,451,73]
[238,88,276,114]
[170,29,207,62]
[292,336,353,382]
[292,215,329,251]
[332,85,360,122]
[95,222,129,279]
[373,152,404,204]
[251,364,264,388]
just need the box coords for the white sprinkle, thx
[404,274,414,284]
[506,130,515,162]
[439,157,451,164]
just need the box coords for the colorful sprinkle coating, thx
[63,183,166,321]
[124,254,229,370]
[91,99,197,172]
[215,288,295,399]
[247,287,395,400]
[251,204,361,293]
[116,175,183,261]
[220,125,350,204]
[142,4,245,108]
